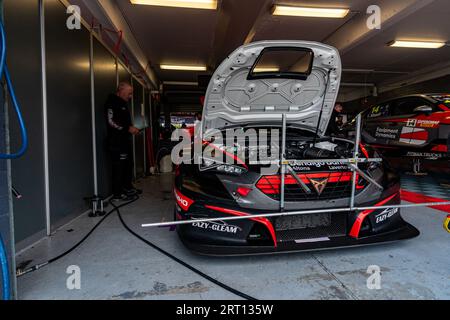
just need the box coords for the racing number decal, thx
[370,105,381,117]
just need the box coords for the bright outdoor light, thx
[388,40,446,49]
[272,6,349,18]
[253,67,280,73]
[163,81,199,86]
[160,64,207,71]
[130,0,217,10]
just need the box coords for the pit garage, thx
[0,0,449,301]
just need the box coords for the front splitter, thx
[179,223,420,256]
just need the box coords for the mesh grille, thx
[275,213,347,242]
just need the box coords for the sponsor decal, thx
[205,204,278,247]
[291,164,348,172]
[375,127,399,139]
[291,166,312,171]
[328,165,348,171]
[174,188,194,211]
[375,207,399,224]
[418,120,440,128]
[406,119,440,128]
[406,151,444,158]
[290,161,349,172]
[349,193,398,238]
[406,119,417,127]
[192,220,242,234]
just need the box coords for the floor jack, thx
[444,214,450,233]
[85,195,107,217]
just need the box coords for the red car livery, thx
[362,94,450,159]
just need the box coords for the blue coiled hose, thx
[0,17,28,159]
[0,235,10,300]
[0,16,28,300]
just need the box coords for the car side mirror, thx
[413,105,433,114]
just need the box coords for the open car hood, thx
[202,40,341,136]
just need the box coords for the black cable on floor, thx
[16,197,139,277]
[17,193,257,300]
[112,200,257,301]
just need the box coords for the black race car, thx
[360,94,450,159]
[174,41,419,255]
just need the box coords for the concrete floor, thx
[16,173,450,300]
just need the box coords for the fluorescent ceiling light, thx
[272,5,349,18]
[130,0,217,10]
[160,64,207,71]
[388,40,446,49]
[253,67,280,73]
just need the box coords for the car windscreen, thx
[248,47,314,80]
[429,94,450,107]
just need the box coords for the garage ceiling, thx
[96,0,450,101]
[340,0,450,72]
[252,0,373,43]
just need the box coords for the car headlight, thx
[199,141,248,175]
[200,159,247,176]
[216,164,247,175]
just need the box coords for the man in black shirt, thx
[326,102,344,136]
[105,82,141,201]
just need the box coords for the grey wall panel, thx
[144,89,151,126]
[135,132,145,178]
[45,0,93,222]
[93,39,116,197]
[132,78,145,129]
[118,62,131,85]
[132,79,145,177]
[4,0,46,242]
[0,72,14,299]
